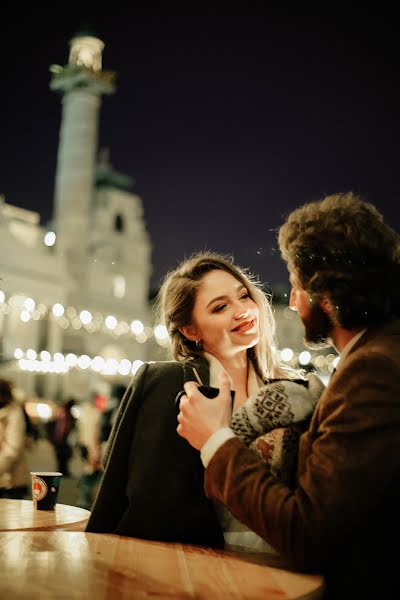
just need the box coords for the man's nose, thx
[289,288,298,311]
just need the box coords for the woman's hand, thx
[177,371,232,450]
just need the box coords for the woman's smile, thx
[231,319,256,333]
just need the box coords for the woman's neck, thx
[214,350,246,377]
[217,352,249,411]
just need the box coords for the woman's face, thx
[181,269,260,360]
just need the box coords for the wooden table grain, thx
[0,499,90,531]
[0,531,324,599]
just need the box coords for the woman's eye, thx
[213,304,226,313]
[240,293,250,300]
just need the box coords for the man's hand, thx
[177,370,232,450]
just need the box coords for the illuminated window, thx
[113,275,126,298]
[44,231,56,247]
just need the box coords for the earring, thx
[195,339,202,349]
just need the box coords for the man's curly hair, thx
[278,192,400,328]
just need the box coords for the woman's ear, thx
[179,325,198,342]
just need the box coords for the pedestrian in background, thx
[0,379,30,499]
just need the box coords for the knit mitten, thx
[231,374,325,445]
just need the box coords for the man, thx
[177,192,400,599]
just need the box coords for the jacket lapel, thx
[182,356,210,386]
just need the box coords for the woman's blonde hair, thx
[156,251,282,380]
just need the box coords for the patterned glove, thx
[231,374,325,445]
[249,424,304,484]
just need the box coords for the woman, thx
[86,252,323,549]
[0,379,30,499]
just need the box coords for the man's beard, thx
[302,301,334,350]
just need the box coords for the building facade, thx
[0,33,167,404]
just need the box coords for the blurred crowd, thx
[0,377,126,509]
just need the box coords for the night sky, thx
[1,8,399,294]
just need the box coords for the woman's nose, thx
[234,302,249,319]
[289,288,298,311]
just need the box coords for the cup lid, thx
[30,472,63,476]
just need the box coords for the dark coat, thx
[86,357,224,547]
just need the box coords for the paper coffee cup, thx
[31,472,63,510]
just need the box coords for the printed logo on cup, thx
[32,476,48,501]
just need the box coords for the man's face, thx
[289,272,333,349]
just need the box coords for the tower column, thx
[54,89,101,252]
[50,33,115,274]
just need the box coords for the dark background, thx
[1,8,399,293]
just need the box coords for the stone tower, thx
[50,32,115,283]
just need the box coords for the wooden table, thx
[0,531,324,599]
[0,499,90,531]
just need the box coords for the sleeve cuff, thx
[200,427,237,468]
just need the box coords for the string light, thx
[16,348,144,377]
[12,343,337,378]
[0,290,169,346]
